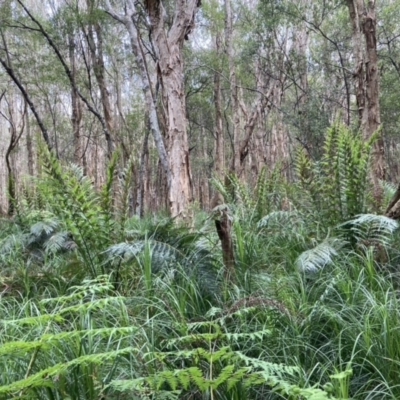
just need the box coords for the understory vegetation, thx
[2,124,400,399]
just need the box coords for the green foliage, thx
[295,123,377,225]
[23,144,136,277]
[106,216,220,300]
[3,123,400,399]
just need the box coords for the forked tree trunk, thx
[107,0,197,218]
[146,0,199,218]
[105,0,172,208]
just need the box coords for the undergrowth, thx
[1,123,400,399]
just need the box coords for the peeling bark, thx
[346,0,385,193]
[146,0,198,218]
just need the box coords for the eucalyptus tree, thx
[345,0,386,202]
[106,0,200,219]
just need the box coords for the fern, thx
[296,238,345,273]
[33,143,136,277]
[294,122,376,227]
[108,345,337,399]
[340,213,399,248]
[0,276,139,398]
[105,238,219,295]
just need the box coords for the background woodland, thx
[4,1,400,399]
[1,0,400,217]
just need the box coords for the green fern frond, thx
[29,219,59,239]
[101,149,120,218]
[0,347,137,397]
[43,231,76,253]
[36,141,117,276]
[296,238,345,273]
[257,211,302,229]
[115,153,136,227]
[341,213,398,247]
[293,122,374,228]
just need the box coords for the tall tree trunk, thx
[146,0,198,218]
[211,30,235,281]
[25,108,34,176]
[215,32,225,180]
[105,0,172,205]
[225,0,240,175]
[106,0,198,218]
[85,1,114,142]
[346,0,385,191]
[68,32,83,167]
[1,95,26,215]
[137,128,150,217]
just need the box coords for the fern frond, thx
[43,232,76,253]
[101,149,120,217]
[296,238,345,273]
[341,213,398,247]
[257,211,302,229]
[115,153,135,227]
